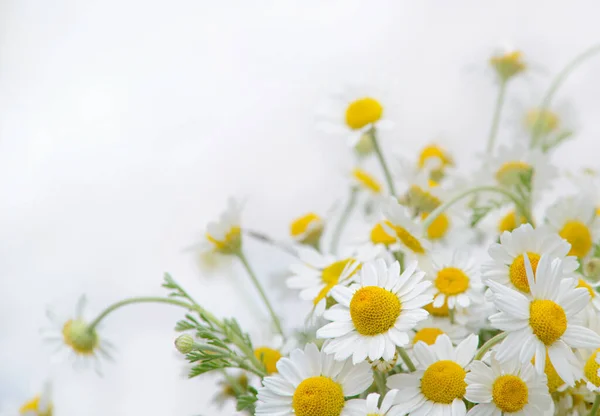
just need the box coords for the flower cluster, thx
[17,44,600,416]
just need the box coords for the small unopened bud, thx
[585,258,600,282]
[354,132,375,157]
[175,334,195,354]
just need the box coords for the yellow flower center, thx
[19,396,53,416]
[418,144,453,169]
[314,259,359,305]
[490,51,526,81]
[290,213,322,237]
[509,252,540,293]
[352,168,382,194]
[498,210,527,233]
[292,376,345,416]
[525,109,560,135]
[584,350,600,387]
[350,286,401,336]
[495,161,532,187]
[345,97,383,130]
[370,221,397,246]
[435,267,469,296]
[413,328,445,345]
[424,301,450,317]
[420,360,466,404]
[206,226,242,253]
[529,300,567,345]
[62,319,99,355]
[254,347,282,374]
[422,212,450,240]
[578,278,596,298]
[532,352,564,393]
[560,220,592,258]
[408,185,442,212]
[492,375,529,413]
[395,226,426,254]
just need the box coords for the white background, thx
[1,1,600,415]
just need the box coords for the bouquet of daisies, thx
[18,45,600,416]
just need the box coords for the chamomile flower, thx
[351,167,385,198]
[256,343,373,416]
[487,254,600,386]
[417,142,455,176]
[2,382,53,416]
[345,391,404,416]
[582,348,600,392]
[387,334,479,416]
[287,246,382,318]
[465,357,552,415]
[409,316,471,347]
[317,259,432,364]
[546,196,600,259]
[489,45,527,82]
[290,212,325,247]
[482,223,578,294]
[43,295,112,372]
[383,197,431,256]
[193,198,242,257]
[253,332,297,375]
[576,276,600,328]
[424,249,481,310]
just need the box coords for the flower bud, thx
[175,334,195,354]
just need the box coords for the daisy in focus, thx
[482,223,578,294]
[317,259,431,364]
[487,254,600,386]
[465,357,552,415]
[255,343,373,416]
[545,196,600,259]
[387,334,479,416]
[345,391,403,416]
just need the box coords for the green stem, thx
[486,80,507,154]
[393,251,405,271]
[237,251,285,339]
[474,332,507,361]
[330,188,358,254]
[448,308,455,325]
[369,127,397,196]
[244,229,298,257]
[589,394,600,416]
[531,44,600,148]
[197,343,267,377]
[374,371,387,395]
[398,347,416,372]
[422,186,533,231]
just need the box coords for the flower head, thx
[290,212,324,247]
[490,47,526,82]
[16,383,53,416]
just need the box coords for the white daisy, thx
[387,334,479,416]
[424,249,482,311]
[191,197,242,256]
[0,382,53,416]
[43,295,113,373]
[416,142,455,175]
[383,197,431,256]
[482,223,579,294]
[575,276,600,329]
[317,259,432,364]
[546,196,600,259]
[583,347,600,392]
[255,343,373,416]
[409,316,471,348]
[289,212,325,247]
[489,45,527,82]
[287,245,383,318]
[487,254,600,386]
[465,357,552,416]
[345,391,404,416]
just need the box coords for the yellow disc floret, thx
[498,210,527,233]
[370,221,397,246]
[413,328,445,345]
[290,213,323,246]
[352,168,382,194]
[425,301,450,317]
[254,347,282,374]
[408,185,442,213]
[533,352,564,393]
[345,98,383,130]
[435,267,470,296]
[206,226,242,254]
[350,286,401,336]
[578,279,596,298]
[490,51,526,81]
[492,375,529,413]
[418,144,453,170]
[292,376,345,416]
[62,319,99,355]
[525,109,560,135]
[560,220,593,258]
[529,300,567,345]
[395,226,426,254]
[20,396,53,416]
[584,349,600,387]
[314,259,359,305]
[422,212,450,240]
[496,161,532,187]
[420,360,467,404]
[509,252,540,293]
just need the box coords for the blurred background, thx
[1,1,600,414]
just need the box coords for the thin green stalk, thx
[197,343,267,377]
[244,229,298,257]
[398,347,416,372]
[237,251,285,339]
[422,186,532,231]
[393,251,405,271]
[369,127,397,196]
[590,394,600,416]
[330,188,358,254]
[474,332,507,361]
[531,44,600,148]
[448,308,455,325]
[374,371,387,395]
[486,80,507,154]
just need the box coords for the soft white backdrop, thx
[1,1,600,415]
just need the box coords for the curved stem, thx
[486,80,507,154]
[237,251,285,339]
[398,346,416,372]
[589,394,600,416]
[531,44,600,148]
[244,229,298,257]
[474,332,507,361]
[422,186,532,231]
[330,188,358,254]
[369,127,397,196]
